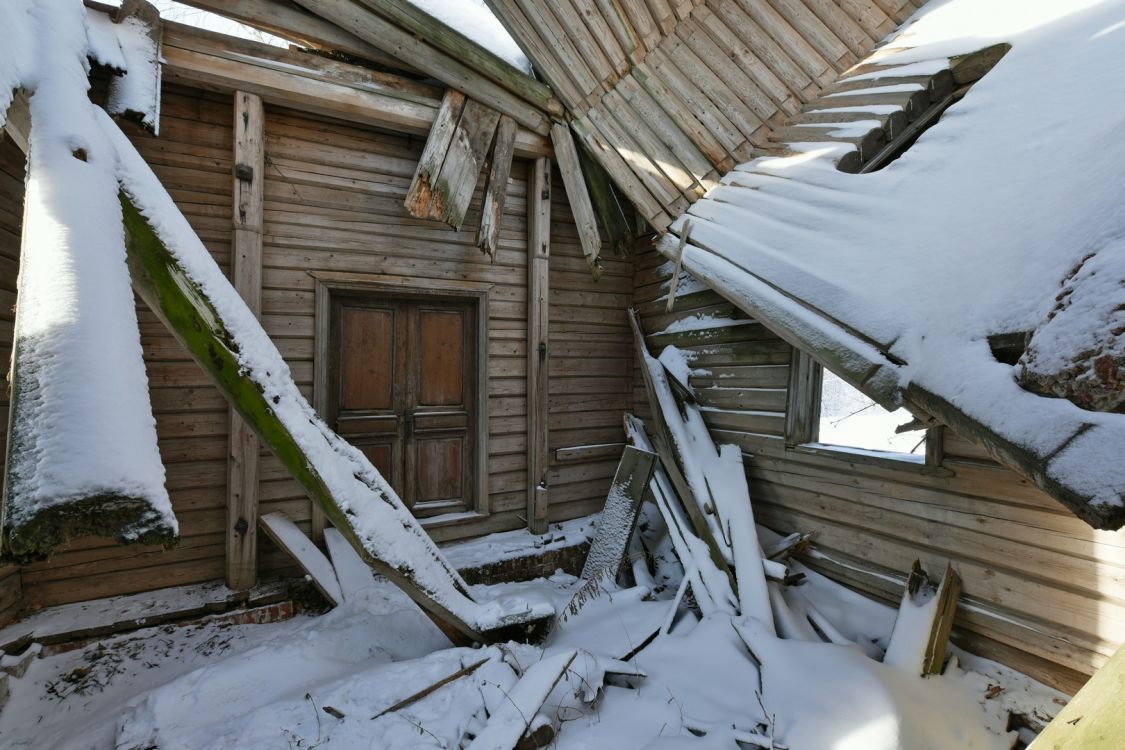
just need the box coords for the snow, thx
[3,0,174,546]
[325,527,378,601]
[105,16,161,131]
[442,515,598,571]
[581,475,642,579]
[260,512,343,606]
[101,107,553,632]
[404,0,531,73]
[0,537,1066,750]
[665,0,1125,513]
[818,369,925,456]
[467,648,577,750]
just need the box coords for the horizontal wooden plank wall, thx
[547,168,635,523]
[633,244,1125,695]
[486,0,930,229]
[9,82,635,613]
[0,133,24,625]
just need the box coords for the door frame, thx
[311,271,492,526]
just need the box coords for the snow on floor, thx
[0,556,1066,750]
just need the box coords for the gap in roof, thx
[99,1,288,46]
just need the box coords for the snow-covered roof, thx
[657,0,1125,529]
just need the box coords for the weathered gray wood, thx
[431,99,502,229]
[404,89,466,220]
[924,564,961,675]
[551,122,602,276]
[0,90,30,154]
[527,158,551,534]
[784,349,822,447]
[352,0,561,115]
[227,90,264,590]
[109,0,164,133]
[575,137,632,258]
[628,309,735,585]
[290,0,550,133]
[580,446,658,580]
[478,114,518,259]
[171,0,418,73]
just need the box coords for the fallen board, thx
[259,512,343,606]
[580,445,657,580]
[467,649,577,750]
[325,527,376,601]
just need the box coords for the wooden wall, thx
[634,244,1125,695]
[0,133,23,625]
[9,81,633,612]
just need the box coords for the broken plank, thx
[432,98,502,229]
[405,89,466,220]
[371,656,491,720]
[550,121,603,276]
[468,650,577,750]
[580,445,658,580]
[883,561,961,676]
[478,114,518,259]
[259,512,343,606]
[325,527,376,601]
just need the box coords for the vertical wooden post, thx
[526,157,551,534]
[784,349,822,447]
[226,91,264,590]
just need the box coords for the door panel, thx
[341,307,395,410]
[417,309,465,406]
[416,436,464,502]
[328,294,476,516]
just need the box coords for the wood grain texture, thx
[633,243,1125,690]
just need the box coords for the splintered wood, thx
[405,90,501,229]
[884,561,962,676]
[477,114,517,259]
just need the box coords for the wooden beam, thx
[157,23,550,157]
[290,0,551,133]
[575,138,632,258]
[478,114,518,259]
[0,90,30,154]
[550,122,602,277]
[351,0,560,116]
[227,91,265,590]
[404,93,501,229]
[526,157,551,534]
[168,0,418,73]
[1034,641,1125,747]
[784,348,822,447]
[405,89,467,220]
[580,446,657,580]
[258,512,343,606]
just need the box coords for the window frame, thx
[784,349,950,476]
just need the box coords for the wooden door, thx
[328,294,476,516]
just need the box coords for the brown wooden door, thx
[328,295,476,516]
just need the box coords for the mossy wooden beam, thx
[119,192,491,645]
[1032,642,1125,749]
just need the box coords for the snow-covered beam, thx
[108,115,550,643]
[3,4,176,559]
